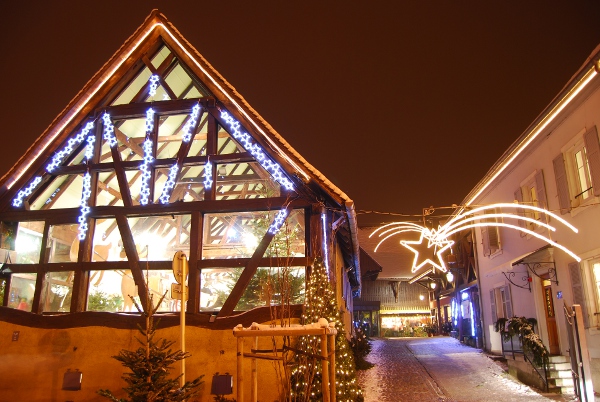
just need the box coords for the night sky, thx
[2,2,600,226]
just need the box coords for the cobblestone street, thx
[357,337,572,402]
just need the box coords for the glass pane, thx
[92,218,123,262]
[215,162,281,200]
[200,267,305,312]
[157,114,188,159]
[164,64,195,99]
[7,273,36,311]
[41,271,73,312]
[48,224,78,263]
[111,68,153,106]
[185,113,208,157]
[96,172,124,207]
[114,118,147,161]
[155,165,208,203]
[217,125,242,155]
[202,209,305,259]
[151,46,171,69]
[127,215,191,261]
[14,221,44,264]
[30,174,84,210]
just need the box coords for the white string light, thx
[268,209,289,235]
[182,104,201,142]
[46,122,94,173]
[220,111,294,191]
[203,160,213,190]
[12,176,42,207]
[139,108,155,205]
[77,171,92,240]
[148,74,160,97]
[102,112,117,147]
[322,212,330,273]
[158,164,180,204]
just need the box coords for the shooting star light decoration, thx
[370,203,580,275]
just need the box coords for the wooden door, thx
[542,279,560,355]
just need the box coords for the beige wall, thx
[0,323,286,402]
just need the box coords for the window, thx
[490,285,513,323]
[481,208,501,256]
[514,170,548,235]
[554,126,600,214]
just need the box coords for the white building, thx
[464,44,600,394]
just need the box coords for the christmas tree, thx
[290,258,363,402]
[98,290,203,402]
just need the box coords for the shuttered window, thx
[553,153,571,214]
[490,285,513,323]
[480,208,500,257]
[583,126,600,197]
[569,261,589,328]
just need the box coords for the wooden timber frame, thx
[232,321,337,402]
[0,11,361,328]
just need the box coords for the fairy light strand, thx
[268,209,288,234]
[158,164,180,204]
[220,111,294,191]
[102,113,117,147]
[148,74,159,97]
[139,108,155,205]
[203,160,213,190]
[182,104,201,142]
[12,176,42,207]
[46,121,95,173]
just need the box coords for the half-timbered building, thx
[0,11,360,401]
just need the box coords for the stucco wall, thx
[0,322,286,402]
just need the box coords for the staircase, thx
[547,355,575,395]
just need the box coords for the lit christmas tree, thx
[98,290,203,401]
[290,258,363,402]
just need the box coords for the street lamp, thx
[446,271,454,282]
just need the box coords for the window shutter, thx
[490,289,497,323]
[503,284,513,318]
[481,227,490,257]
[553,154,571,214]
[534,170,548,211]
[569,261,589,328]
[514,188,527,236]
[584,126,600,197]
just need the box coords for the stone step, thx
[549,355,569,364]
[548,362,571,371]
[552,377,575,388]
[547,370,573,379]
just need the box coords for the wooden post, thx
[237,336,244,402]
[321,333,330,402]
[328,331,336,402]
[574,304,594,401]
[251,336,258,402]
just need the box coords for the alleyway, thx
[357,337,572,402]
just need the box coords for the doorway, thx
[542,278,560,355]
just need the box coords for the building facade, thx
[463,44,600,393]
[0,11,360,401]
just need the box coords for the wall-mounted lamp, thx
[62,369,82,391]
[446,271,454,282]
[419,294,425,301]
[211,372,233,395]
[430,282,437,290]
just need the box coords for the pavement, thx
[357,336,578,402]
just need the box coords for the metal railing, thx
[500,332,548,392]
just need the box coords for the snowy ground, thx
[357,337,579,402]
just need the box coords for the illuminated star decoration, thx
[370,203,581,275]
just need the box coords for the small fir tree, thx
[98,290,203,401]
[290,258,363,402]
